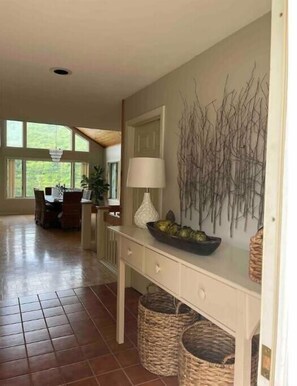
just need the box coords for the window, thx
[75,134,89,152]
[7,159,88,198]
[6,121,23,147]
[7,159,23,197]
[74,162,89,188]
[27,123,72,150]
[108,162,119,199]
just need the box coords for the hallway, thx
[0,216,178,385]
[0,215,116,300]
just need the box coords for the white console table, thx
[110,226,261,386]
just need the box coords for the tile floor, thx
[0,215,116,300]
[0,283,178,385]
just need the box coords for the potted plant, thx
[81,165,109,205]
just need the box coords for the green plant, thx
[81,165,109,204]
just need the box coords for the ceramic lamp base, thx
[134,192,159,228]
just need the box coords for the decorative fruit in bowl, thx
[148,220,221,256]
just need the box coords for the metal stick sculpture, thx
[177,68,268,236]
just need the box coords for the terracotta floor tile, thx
[46,314,69,328]
[73,287,94,296]
[19,295,38,304]
[38,292,58,301]
[86,306,110,320]
[0,306,20,316]
[96,369,131,386]
[28,352,58,372]
[0,299,19,308]
[48,324,73,339]
[98,325,116,341]
[0,373,31,386]
[23,319,46,332]
[31,367,63,386]
[57,289,76,298]
[66,378,98,386]
[26,339,53,357]
[63,303,85,314]
[75,329,102,346]
[141,380,165,386]
[41,299,61,309]
[81,341,110,359]
[52,335,78,351]
[126,331,138,346]
[124,364,159,385]
[24,329,50,344]
[0,345,27,363]
[161,376,179,385]
[89,353,119,375]
[20,302,41,313]
[0,323,22,337]
[60,361,93,383]
[0,333,24,349]
[22,310,44,322]
[106,282,117,294]
[56,347,84,366]
[92,315,115,329]
[67,311,90,323]
[70,320,96,333]
[106,337,134,353]
[60,296,80,306]
[43,306,65,318]
[0,314,21,326]
[114,348,140,368]
[0,358,29,380]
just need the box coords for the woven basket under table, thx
[138,289,198,376]
[179,320,259,386]
[249,227,263,284]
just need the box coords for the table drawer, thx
[145,249,180,295]
[181,265,237,331]
[121,237,144,273]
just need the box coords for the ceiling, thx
[0,0,271,131]
[77,128,121,148]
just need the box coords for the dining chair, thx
[59,191,83,230]
[34,189,59,228]
[45,187,52,195]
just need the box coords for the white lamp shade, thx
[126,157,165,188]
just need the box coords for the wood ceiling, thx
[77,128,121,148]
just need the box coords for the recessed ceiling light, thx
[50,67,72,76]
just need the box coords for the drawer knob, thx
[199,288,206,300]
[127,248,132,256]
[155,264,161,273]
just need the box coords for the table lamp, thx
[127,157,165,228]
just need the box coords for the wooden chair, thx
[34,189,59,228]
[59,191,83,230]
[45,187,52,195]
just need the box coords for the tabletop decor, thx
[146,220,221,255]
[127,157,165,228]
[249,227,263,283]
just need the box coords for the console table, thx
[110,225,261,386]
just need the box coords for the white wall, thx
[124,14,271,250]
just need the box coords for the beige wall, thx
[0,121,104,215]
[124,14,271,249]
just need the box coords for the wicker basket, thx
[138,288,198,376]
[179,320,259,386]
[249,227,263,283]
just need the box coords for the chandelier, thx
[49,148,63,162]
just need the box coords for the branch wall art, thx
[177,68,269,237]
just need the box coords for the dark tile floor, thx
[0,283,178,386]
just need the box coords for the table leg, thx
[116,257,125,344]
[234,333,252,385]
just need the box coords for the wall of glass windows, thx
[0,119,104,214]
